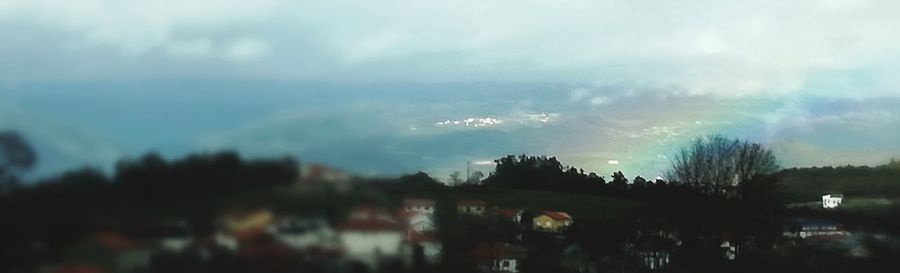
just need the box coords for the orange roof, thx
[342,205,402,232]
[495,209,522,218]
[94,232,133,251]
[466,242,528,259]
[542,211,572,221]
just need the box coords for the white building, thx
[406,212,436,233]
[404,198,436,214]
[782,218,848,239]
[822,194,843,209]
[458,199,487,216]
[157,221,193,253]
[274,217,339,250]
[466,242,528,273]
[340,206,405,269]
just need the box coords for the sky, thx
[0,0,899,181]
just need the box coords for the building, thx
[220,208,275,242]
[782,218,848,239]
[156,221,193,253]
[296,164,352,191]
[822,194,843,209]
[402,211,436,233]
[339,205,405,270]
[494,209,524,224]
[533,211,573,232]
[62,232,153,273]
[466,242,528,273]
[407,229,443,264]
[403,198,436,214]
[628,235,676,271]
[458,199,487,216]
[273,217,339,251]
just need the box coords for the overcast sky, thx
[1,0,899,181]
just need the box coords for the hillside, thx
[777,163,900,203]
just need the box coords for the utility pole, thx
[466,160,471,184]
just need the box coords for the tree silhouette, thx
[0,130,37,194]
[449,171,463,185]
[669,135,778,195]
[467,170,484,183]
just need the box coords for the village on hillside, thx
[2,159,895,273]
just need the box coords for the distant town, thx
[1,131,899,273]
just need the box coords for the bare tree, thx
[468,170,485,183]
[668,135,777,194]
[449,171,463,185]
[0,130,37,193]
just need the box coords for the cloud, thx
[0,0,898,98]
[225,37,270,61]
[589,96,611,106]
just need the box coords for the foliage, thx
[669,134,778,192]
[0,130,37,191]
[778,163,900,202]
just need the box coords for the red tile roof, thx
[94,232,133,251]
[466,242,528,259]
[342,205,402,232]
[495,209,522,219]
[542,211,572,221]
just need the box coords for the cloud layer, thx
[1,0,899,98]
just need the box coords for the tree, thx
[0,130,37,193]
[467,170,485,183]
[449,171,463,185]
[668,135,778,194]
[608,171,628,193]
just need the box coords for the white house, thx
[458,199,487,216]
[273,217,339,251]
[782,218,848,239]
[406,212,436,232]
[157,221,193,253]
[340,206,405,270]
[407,230,443,264]
[466,242,528,273]
[404,198,436,214]
[822,194,843,209]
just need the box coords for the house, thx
[156,221,192,253]
[494,209,523,223]
[396,207,442,264]
[628,235,676,271]
[822,194,843,209]
[782,218,848,239]
[220,208,275,243]
[398,211,436,233]
[296,164,352,191]
[339,205,405,270]
[458,199,487,216]
[403,198,436,214]
[62,232,153,273]
[466,242,528,273]
[718,233,739,260]
[407,229,443,264]
[273,217,340,251]
[533,211,573,232]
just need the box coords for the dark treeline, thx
[0,151,298,270]
[481,154,783,239]
[779,160,900,202]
